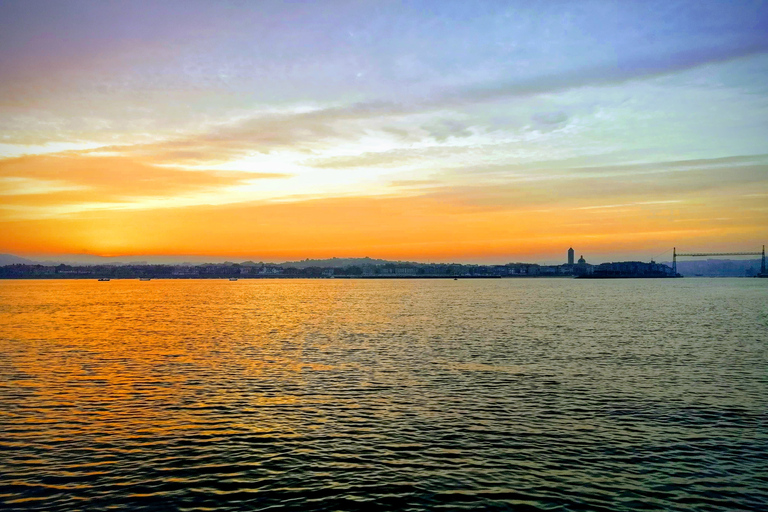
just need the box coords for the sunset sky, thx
[1,0,767,263]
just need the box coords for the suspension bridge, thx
[672,245,766,276]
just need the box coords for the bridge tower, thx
[672,247,676,275]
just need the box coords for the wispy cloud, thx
[576,200,683,211]
[0,153,287,212]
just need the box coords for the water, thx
[0,278,766,511]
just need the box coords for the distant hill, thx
[0,254,403,268]
[0,254,222,266]
[278,257,404,268]
[0,254,38,265]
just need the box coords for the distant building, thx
[172,266,199,277]
[568,247,575,265]
[504,263,540,275]
[585,261,678,278]
[574,255,593,276]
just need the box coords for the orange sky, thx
[2,151,765,263]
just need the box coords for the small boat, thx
[139,278,151,281]
[98,278,110,281]
[454,277,458,280]
[229,277,238,281]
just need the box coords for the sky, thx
[0,0,767,264]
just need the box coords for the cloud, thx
[0,153,287,208]
[531,111,569,130]
[422,118,473,142]
[416,154,768,212]
[304,147,441,169]
[67,101,413,164]
[143,47,768,159]
[197,43,768,153]
[439,43,768,107]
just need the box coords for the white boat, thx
[229,277,238,281]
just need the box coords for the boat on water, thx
[139,278,151,281]
[98,278,110,281]
[229,277,238,281]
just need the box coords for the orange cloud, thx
[1,149,766,261]
[0,153,287,209]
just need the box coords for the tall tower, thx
[568,247,574,265]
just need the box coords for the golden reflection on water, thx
[1,280,431,442]
[1,278,767,511]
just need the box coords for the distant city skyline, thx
[2,245,764,269]
[1,1,767,260]
[7,248,595,266]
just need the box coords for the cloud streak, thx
[0,153,287,210]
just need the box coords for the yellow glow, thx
[2,184,765,261]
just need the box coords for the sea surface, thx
[0,278,766,511]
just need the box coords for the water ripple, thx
[1,278,767,511]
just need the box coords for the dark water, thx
[1,278,766,511]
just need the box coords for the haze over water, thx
[1,279,766,511]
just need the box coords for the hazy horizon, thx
[3,249,764,269]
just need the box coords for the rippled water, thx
[1,278,766,511]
